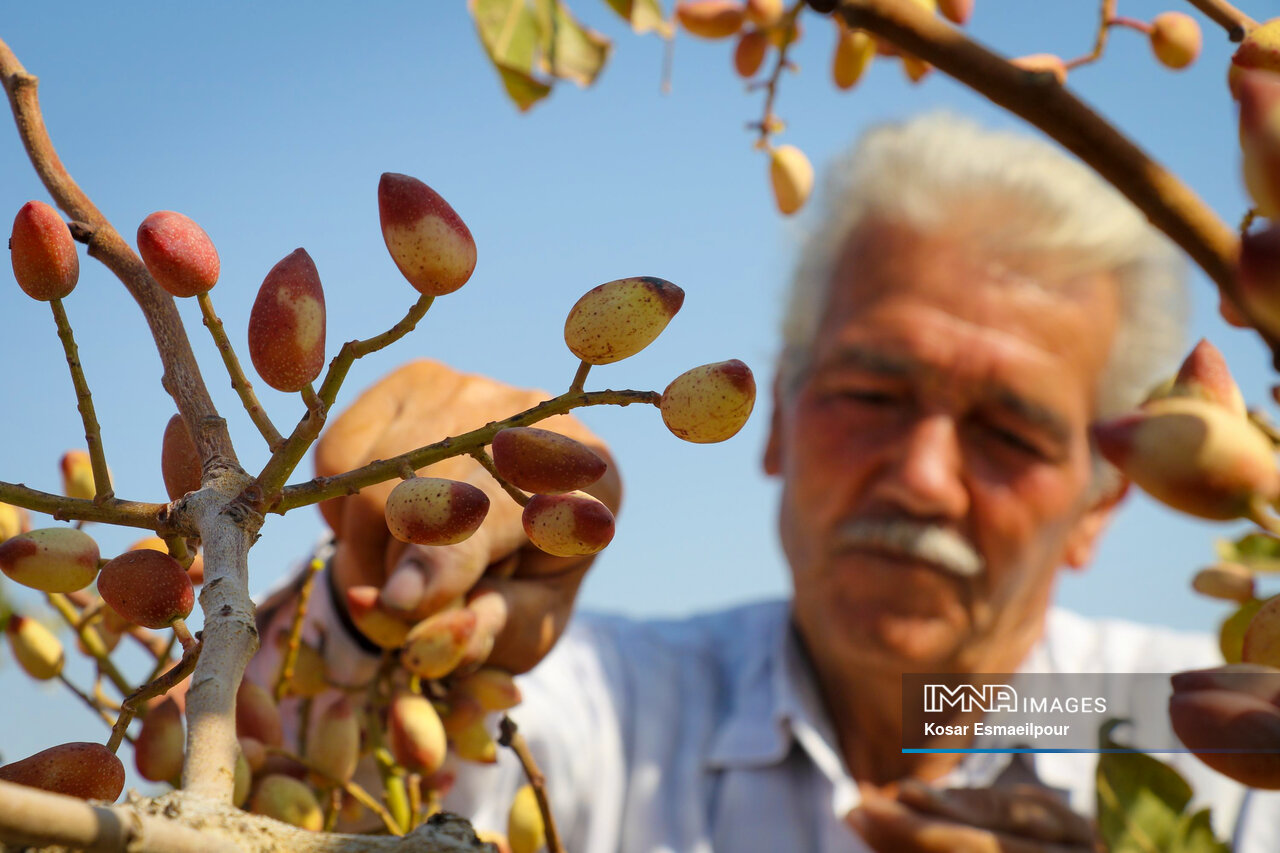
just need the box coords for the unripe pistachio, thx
[305,692,360,783]
[0,527,100,593]
[388,693,448,774]
[10,200,78,301]
[661,359,757,443]
[236,679,284,748]
[563,276,685,365]
[239,736,268,773]
[250,774,324,831]
[1010,53,1067,85]
[1150,12,1201,70]
[832,29,875,90]
[1092,397,1280,520]
[402,608,478,679]
[522,491,616,557]
[1238,222,1280,337]
[1230,18,1280,98]
[768,145,813,216]
[477,831,514,853]
[744,0,782,28]
[1193,563,1257,604]
[766,17,803,49]
[734,30,769,78]
[97,549,194,630]
[1164,339,1247,416]
[452,667,523,712]
[134,696,185,783]
[508,785,547,853]
[1237,70,1280,218]
[0,742,124,801]
[675,0,745,39]
[161,414,202,501]
[233,750,252,808]
[1222,599,1265,663]
[248,248,326,393]
[60,450,96,501]
[492,427,607,494]
[385,477,490,546]
[6,614,64,680]
[937,0,973,25]
[0,502,30,544]
[451,718,498,764]
[439,693,486,736]
[345,586,412,649]
[378,172,476,297]
[136,210,220,297]
[1243,594,1280,667]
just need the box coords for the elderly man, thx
[254,114,1280,851]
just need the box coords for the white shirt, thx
[443,601,1280,853]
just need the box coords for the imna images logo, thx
[923,683,1018,714]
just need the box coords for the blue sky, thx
[1,1,1278,774]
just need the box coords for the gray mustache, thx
[833,519,985,578]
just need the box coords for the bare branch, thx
[0,480,175,532]
[0,38,236,473]
[832,0,1240,308]
[499,715,565,853]
[274,388,660,514]
[198,291,284,451]
[275,556,324,701]
[754,1,806,148]
[49,297,113,501]
[107,641,202,753]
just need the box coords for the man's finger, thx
[378,536,492,622]
[471,565,592,675]
[896,781,1096,845]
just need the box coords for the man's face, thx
[769,219,1121,672]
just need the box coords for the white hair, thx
[780,113,1189,431]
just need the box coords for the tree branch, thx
[1183,0,1256,38]
[832,0,1240,308]
[0,38,237,475]
[107,640,202,753]
[273,389,660,514]
[0,480,175,533]
[50,298,113,501]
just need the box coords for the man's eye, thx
[985,423,1045,457]
[834,389,900,406]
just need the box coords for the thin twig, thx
[106,641,202,753]
[46,593,131,696]
[499,715,565,853]
[469,449,530,507]
[1064,0,1117,70]
[252,294,434,505]
[262,745,404,837]
[1183,0,1256,38]
[48,298,113,501]
[197,292,284,451]
[274,388,660,514]
[0,481,173,533]
[274,557,324,701]
[754,1,806,149]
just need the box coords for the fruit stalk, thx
[49,298,113,501]
[498,715,565,853]
[469,449,531,507]
[274,556,324,701]
[753,0,805,148]
[262,746,403,836]
[1183,0,1255,36]
[46,593,132,696]
[198,292,284,451]
[568,359,591,394]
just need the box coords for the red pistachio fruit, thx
[97,549,194,629]
[378,172,477,296]
[248,248,326,392]
[10,200,78,301]
[0,742,125,802]
[137,210,220,297]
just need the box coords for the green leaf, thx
[602,0,672,37]
[534,0,612,87]
[1170,808,1230,853]
[1096,719,1193,853]
[1215,532,1280,572]
[469,0,555,111]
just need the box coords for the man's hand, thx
[1169,663,1280,790]
[847,781,1102,853]
[315,359,622,674]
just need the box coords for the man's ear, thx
[763,374,785,476]
[1062,475,1130,570]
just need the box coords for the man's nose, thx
[871,414,969,519]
